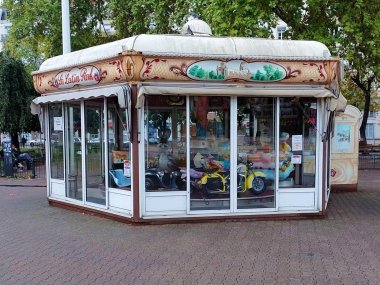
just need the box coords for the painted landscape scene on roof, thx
[187,60,287,82]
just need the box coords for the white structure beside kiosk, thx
[331,105,362,192]
[32,21,346,223]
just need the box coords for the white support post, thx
[61,0,71,54]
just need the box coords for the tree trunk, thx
[351,71,375,146]
[11,132,20,149]
[359,89,371,146]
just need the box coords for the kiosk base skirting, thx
[47,198,325,225]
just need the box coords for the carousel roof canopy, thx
[35,34,332,74]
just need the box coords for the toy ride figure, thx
[145,128,185,191]
[279,132,295,185]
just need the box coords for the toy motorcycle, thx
[145,168,186,191]
[199,168,231,197]
[191,160,268,198]
[237,162,268,195]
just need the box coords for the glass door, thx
[189,96,231,211]
[65,103,82,201]
[278,98,317,189]
[85,100,106,206]
[144,104,187,192]
[236,97,276,210]
[49,104,64,180]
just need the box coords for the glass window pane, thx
[189,96,230,210]
[144,95,186,192]
[237,97,276,209]
[65,103,82,200]
[85,100,105,205]
[107,97,131,190]
[366,124,374,139]
[279,98,317,188]
[49,104,64,179]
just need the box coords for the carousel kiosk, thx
[31,20,346,223]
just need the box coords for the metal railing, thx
[0,156,46,179]
[359,153,380,169]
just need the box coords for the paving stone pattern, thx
[0,170,379,285]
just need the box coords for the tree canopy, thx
[0,52,40,146]
[3,0,116,73]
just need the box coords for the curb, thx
[0,184,46,187]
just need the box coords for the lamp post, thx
[61,0,71,54]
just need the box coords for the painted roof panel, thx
[37,34,331,73]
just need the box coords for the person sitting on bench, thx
[12,144,34,170]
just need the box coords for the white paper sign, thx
[124,160,131,177]
[54,117,63,131]
[292,135,303,151]
[291,154,302,164]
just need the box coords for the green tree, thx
[253,70,265,81]
[0,53,40,148]
[341,74,379,116]
[336,1,379,145]
[3,0,116,72]
[188,65,199,76]
[190,0,276,37]
[108,0,276,38]
[2,0,61,72]
[109,0,192,38]
[195,67,206,79]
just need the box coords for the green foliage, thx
[209,70,224,80]
[190,0,276,37]
[340,74,379,112]
[188,65,199,76]
[3,0,62,72]
[108,0,275,38]
[0,53,40,141]
[69,0,117,49]
[196,67,206,79]
[253,70,266,81]
[3,0,116,72]
[20,147,45,158]
[188,65,208,79]
[209,70,217,79]
[109,0,192,37]
[254,65,285,81]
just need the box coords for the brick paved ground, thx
[0,170,379,285]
